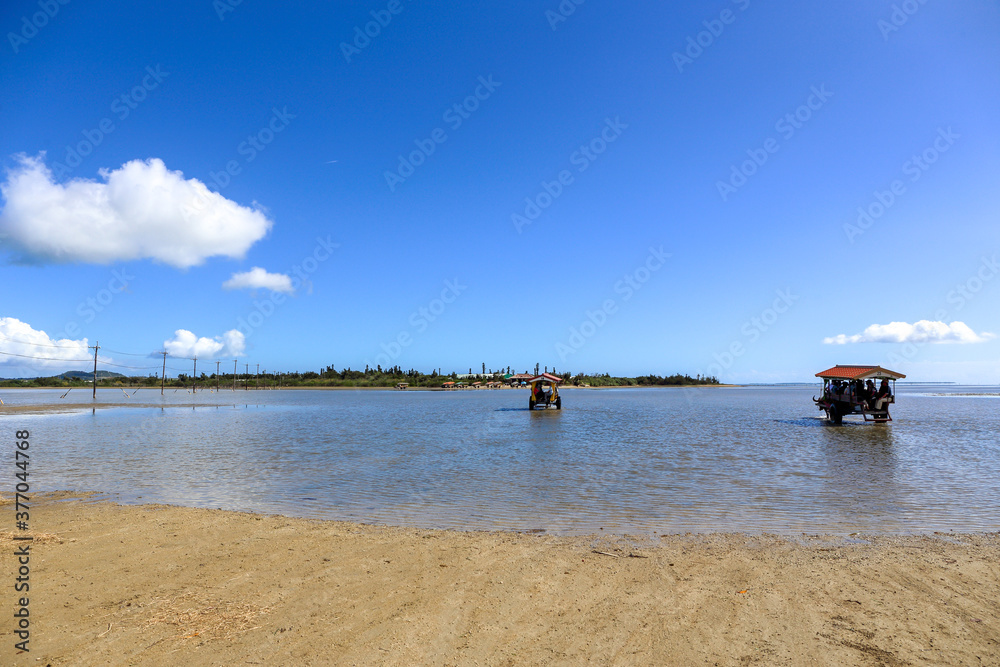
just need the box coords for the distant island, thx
[59,370,127,381]
[0,365,721,389]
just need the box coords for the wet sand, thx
[2,495,997,665]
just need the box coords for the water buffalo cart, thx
[528,373,562,410]
[814,365,905,424]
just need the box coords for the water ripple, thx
[8,385,1000,534]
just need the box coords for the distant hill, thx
[59,370,126,380]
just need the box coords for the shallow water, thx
[4,385,999,535]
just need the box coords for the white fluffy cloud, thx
[824,320,995,345]
[0,317,100,372]
[0,154,272,268]
[222,266,294,293]
[163,329,246,359]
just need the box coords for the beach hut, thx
[813,365,905,423]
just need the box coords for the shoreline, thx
[0,385,742,412]
[0,383,742,393]
[4,490,996,539]
[3,495,997,665]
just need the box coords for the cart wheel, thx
[528,399,535,410]
[555,397,561,410]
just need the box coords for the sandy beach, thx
[2,494,997,666]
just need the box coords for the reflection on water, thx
[4,385,999,535]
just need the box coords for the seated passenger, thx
[856,380,869,407]
[874,379,891,410]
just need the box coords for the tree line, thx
[0,366,721,389]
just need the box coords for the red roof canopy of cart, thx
[815,365,906,380]
[529,373,563,383]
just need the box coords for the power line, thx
[0,349,92,362]
[0,339,250,375]
[0,334,235,368]
[0,334,199,361]
[0,349,162,370]
[99,360,162,370]
[0,333,89,349]
[91,345,197,361]
[99,347,164,357]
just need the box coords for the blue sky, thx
[1,0,998,383]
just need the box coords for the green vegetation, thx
[0,366,721,389]
[573,373,721,387]
[279,366,720,388]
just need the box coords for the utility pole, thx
[89,340,99,399]
[216,360,220,392]
[192,357,197,393]
[255,363,259,390]
[245,363,249,390]
[161,351,166,395]
[233,359,237,391]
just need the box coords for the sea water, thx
[4,385,998,535]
